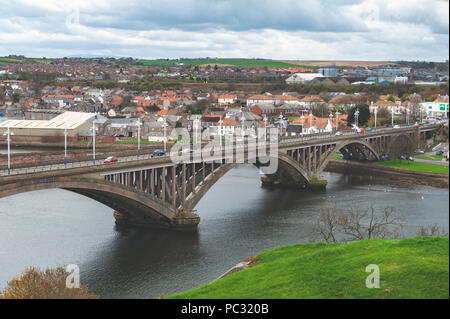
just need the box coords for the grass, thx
[416,155,444,161]
[168,237,449,299]
[374,159,449,175]
[138,59,316,68]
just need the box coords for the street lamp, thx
[3,127,14,175]
[90,118,98,165]
[300,114,304,137]
[374,108,378,131]
[309,112,313,136]
[391,107,395,127]
[136,118,142,157]
[406,108,410,126]
[241,113,246,141]
[193,117,200,146]
[328,113,333,135]
[263,114,268,141]
[278,112,284,138]
[162,119,168,153]
[64,123,68,166]
[335,111,340,132]
[354,109,360,127]
[218,116,223,138]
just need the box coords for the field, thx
[138,58,315,68]
[374,159,449,174]
[168,236,449,299]
[281,60,397,67]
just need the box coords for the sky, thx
[0,0,448,61]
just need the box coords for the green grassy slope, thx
[168,237,449,299]
[374,159,449,175]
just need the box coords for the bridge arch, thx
[316,139,380,175]
[0,177,180,229]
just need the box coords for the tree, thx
[0,267,98,299]
[12,93,20,103]
[347,104,370,127]
[186,99,210,115]
[309,203,406,243]
[310,102,329,118]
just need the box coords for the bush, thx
[0,267,98,299]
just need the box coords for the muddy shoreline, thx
[324,159,449,189]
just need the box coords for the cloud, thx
[0,0,448,61]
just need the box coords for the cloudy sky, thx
[0,0,448,61]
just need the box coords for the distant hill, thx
[138,58,318,69]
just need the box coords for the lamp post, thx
[420,108,423,124]
[354,109,360,128]
[335,111,340,132]
[374,108,378,131]
[90,119,98,165]
[3,127,13,175]
[263,114,268,141]
[162,119,168,153]
[218,116,223,138]
[300,114,304,138]
[64,123,68,166]
[406,108,410,126]
[328,113,333,135]
[193,117,200,146]
[391,107,394,127]
[309,112,313,136]
[241,113,246,141]
[136,118,142,157]
[278,113,284,138]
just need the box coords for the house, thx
[250,103,278,117]
[246,94,299,106]
[218,94,237,105]
[286,72,324,84]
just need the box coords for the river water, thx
[0,165,448,298]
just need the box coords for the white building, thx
[420,95,449,118]
[218,94,237,105]
[286,73,324,84]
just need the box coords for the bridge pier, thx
[113,210,200,230]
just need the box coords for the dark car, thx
[153,150,166,157]
[104,156,118,163]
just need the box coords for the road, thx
[0,124,438,177]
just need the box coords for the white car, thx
[393,125,400,129]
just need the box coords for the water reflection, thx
[0,165,448,298]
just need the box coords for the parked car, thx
[393,125,400,129]
[153,149,166,157]
[415,149,425,154]
[104,156,118,164]
[408,157,415,161]
[335,131,343,136]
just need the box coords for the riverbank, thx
[168,236,449,299]
[324,159,449,188]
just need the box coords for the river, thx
[0,165,448,298]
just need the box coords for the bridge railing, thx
[0,124,439,177]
